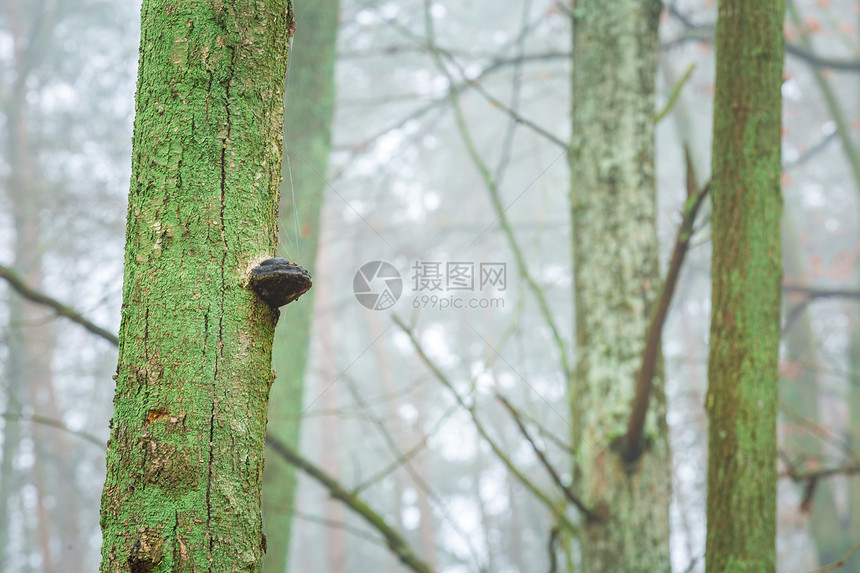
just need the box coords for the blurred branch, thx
[783,461,860,481]
[289,509,390,547]
[783,286,860,299]
[547,525,560,573]
[780,401,857,460]
[783,131,837,171]
[348,408,431,495]
[265,435,435,573]
[809,537,860,573]
[342,375,486,568]
[654,62,695,123]
[624,146,710,461]
[458,74,567,149]
[783,285,860,333]
[0,263,119,346]
[510,400,575,456]
[785,2,860,186]
[423,2,573,379]
[493,0,531,185]
[665,3,860,73]
[497,394,599,521]
[393,315,579,533]
[1,411,104,448]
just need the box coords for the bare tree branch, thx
[782,461,860,481]
[623,146,710,461]
[654,62,695,123]
[0,263,118,346]
[497,394,599,522]
[809,537,860,573]
[665,3,860,73]
[393,314,579,533]
[422,2,572,379]
[0,411,104,448]
[265,435,435,573]
[783,285,860,333]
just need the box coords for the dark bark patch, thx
[140,437,198,496]
[127,528,164,572]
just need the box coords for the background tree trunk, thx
[262,0,340,569]
[569,1,671,570]
[99,2,292,571]
[705,0,784,570]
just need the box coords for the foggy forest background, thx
[1,0,859,571]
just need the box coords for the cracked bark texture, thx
[99,1,292,571]
[705,0,784,570]
[569,1,671,570]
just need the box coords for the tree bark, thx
[99,2,294,571]
[569,1,671,570]
[705,0,784,570]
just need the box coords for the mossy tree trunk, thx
[99,1,293,571]
[569,1,671,570]
[705,0,784,570]
[262,0,339,569]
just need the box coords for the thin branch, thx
[494,0,536,182]
[809,537,860,573]
[497,394,599,521]
[392,314,579,533]
[289,509,391,548]
[0,411,105,448]
[340,374,485,569]
[265,435,435,573]
[423,2,572,379]
[780,400,857,460]
[511,402,575,456]
[459,75,567,149]
[786,1,860,186]
[783,285,860,333]
[547,526,560,573]
[783,286,860,299]
[665,3,860,73]
[654,62,695,123]
[783,131,837,171]
[782,461,860,481]
[0,263,118,346]
[623,146,710,461]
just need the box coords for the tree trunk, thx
[705,0,784,570]
[262,0,339,568]
[569,1,671,570]
[99,2,294,571]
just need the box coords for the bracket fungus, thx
[248,258,312,310]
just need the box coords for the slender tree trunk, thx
[314,237,348,572]
[569,1,671,570]
[99,2,294,571]
[263,1,339,568]
[705,0,784,570]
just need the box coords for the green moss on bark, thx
[705,0,784,571]
[100,2,292,571]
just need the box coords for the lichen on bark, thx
[99,1,294,571]
[569,0,672,570]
